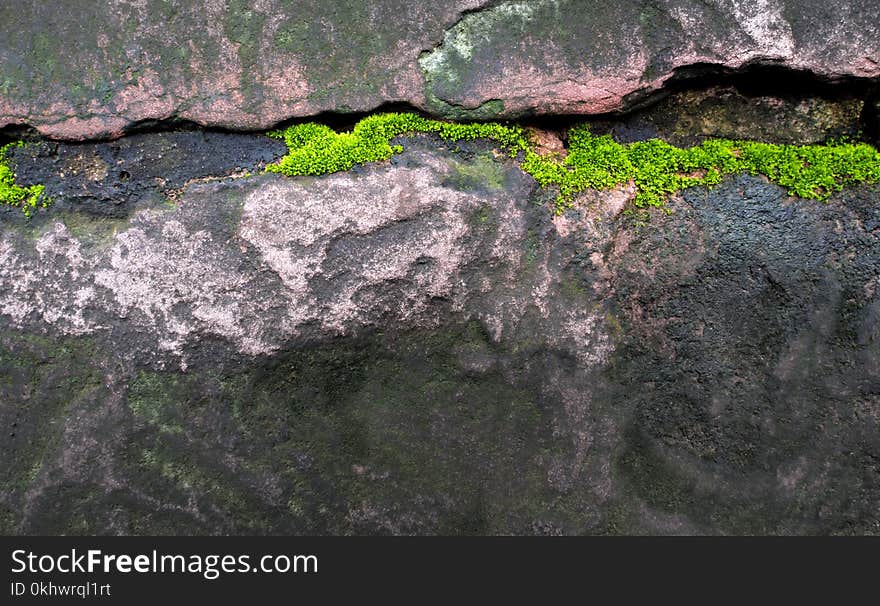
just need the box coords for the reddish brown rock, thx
[0,0,878,140]
[0,0,490,139]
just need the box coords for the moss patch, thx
[266,114,525,175]
[267,113,880,213]
[0,142,47,216]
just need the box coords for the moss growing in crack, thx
[267,113,880,213]
[266,113,527,177]
[0,141,47,216]
[532,128,880,210]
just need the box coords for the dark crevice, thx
[0,124,40,147]
[0,118,257,146]
[457,0,508,19]
[864,90,880,143]
[266,101,434,134]
[1,63,878,145]
[265,65,877,142]
[120,117,252,139]
[526,63,876,120]
[654,62,876,102]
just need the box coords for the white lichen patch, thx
[94,220,276,356]
[717,0,794,58]
[239,167,509,334]
[0,224,98,333]
[420,0,558,81]
[0,154,616,371]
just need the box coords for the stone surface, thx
[8,131,287,215]
[1,0,879,139]
[1,135,878,535]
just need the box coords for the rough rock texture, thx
[1,132,878,534]
[7,131,287,214]
[1,0,879,139]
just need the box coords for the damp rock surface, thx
[1,134,878,535]
[6,131,287,216]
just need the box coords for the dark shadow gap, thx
[266,101,436,133]
[525,63,878,135]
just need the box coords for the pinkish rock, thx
[0,0,878,140]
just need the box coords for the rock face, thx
[1,132,878,534]
[1,0,879,139]
[1,3,879,535]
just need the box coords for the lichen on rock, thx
[1,0,880,538]
[0,0,878,138]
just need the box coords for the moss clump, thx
[528,129,880,209]
[0,142,47,216]
[266,113,526,176]
[267,113,880,213]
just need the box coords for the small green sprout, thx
[0,142,47,217]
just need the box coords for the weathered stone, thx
[1,136,878,534]
[0,0,878,139]
[6,131,286,215]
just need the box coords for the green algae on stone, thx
[266,113,880,213]
[0,331,104,533]
[444,151,509,192]
[0,142,47,216]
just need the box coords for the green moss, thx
[0,142,48,216]
[266,113,527,177]
[266,113,880,214]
